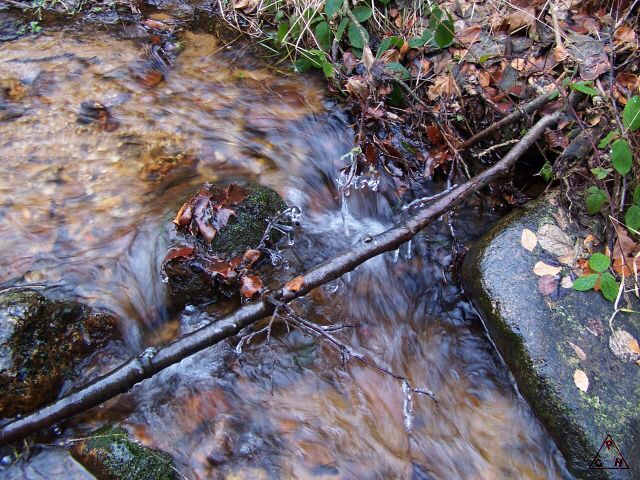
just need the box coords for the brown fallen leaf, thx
[456,25,482,45]
[533,261,562,276]
[538,275,558,296]
[427,75,460,100]
[143,19,171,31]
[610,329,640,362]
[574,369,589,392]
[242,249,262,266]
[537,224,573,256]
[173,202,192,226]
[240,275,263,298]
[521,228,537,252]
[225,183,249,205]
[568,342,587,361]
[285,276,305,292]
[163,246,195,263]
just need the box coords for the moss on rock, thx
[164,183,288,304]
[209,184,287,257]
[71,425,176,480]
[0,290,118,418]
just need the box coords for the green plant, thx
[573,253,619,301]
[269,0,455,78]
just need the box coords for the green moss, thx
[210,184,287,257]
[78,425,176,480]
[0,290,117,417]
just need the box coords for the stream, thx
[0,23,571,479]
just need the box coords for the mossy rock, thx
[164,183,288,304]
[209,184,287,257]
[461,193,640,479]
[71,425,176,480]
[0,289,118,418]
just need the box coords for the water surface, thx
[0,25,569,479]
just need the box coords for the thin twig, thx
[459,90,558,150]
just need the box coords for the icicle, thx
[406,239,413,260]
[340,192,350,236]
[402,379,414,431]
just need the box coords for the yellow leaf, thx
[521,228,537,252]
[574,369,589,392]
[533,261,561,277]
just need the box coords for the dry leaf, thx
[614,25,637,48]
[456,25,482,44]
[569,342,587,361]
[521,228,537,252]
[538,275,558,296]
[240,275,263,298]
[557,253,576,266]
[478,70,491,87]
[561,276,573,289]
[362,45,375,71]
[537,224,573,256]
[574,369,589,392]
[610,329,640,362]
[285,276,305,292]
[585,318,604,337]
[553,45,569,62]
[427,75,460,100]
[583,234,599,254]
[533,261,562,276]
[500,8,536,33]
[242,249,262,266]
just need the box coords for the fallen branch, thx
[0,107,564,446]
[459,90,558,150]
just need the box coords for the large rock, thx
[462,194,640,479]
[163,183,288,304]
[71,425,176,480]
[0,289,118,418]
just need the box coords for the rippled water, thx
[1,24,570,479]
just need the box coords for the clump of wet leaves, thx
[166,183,267,299]
[173,183,249,244]
[163,245,264,299]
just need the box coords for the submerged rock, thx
[0,289,118,418]
[163,183,288,304]
[71,425,176,480]
[462,193,640,479]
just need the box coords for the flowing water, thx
[0,23,571,479]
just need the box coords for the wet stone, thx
[462,193,640,479]
[71,425,177,480]
[163,182,288,304]
[0,289,118,418]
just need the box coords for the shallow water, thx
[1,25,569,479]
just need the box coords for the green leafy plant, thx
[573,253,619,301]
[585,95,639,218]
[270,1,455,79]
